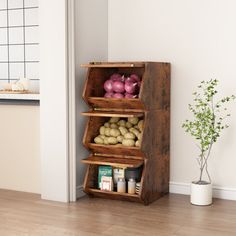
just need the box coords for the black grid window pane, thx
[0,0,39,92]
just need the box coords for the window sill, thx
[0,93,40,105]
[0,93,40,100]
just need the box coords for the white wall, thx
[108,0,236,192]
[39,0,108,202]
[0,105,40,193]
[74,0,108,194]
[39,0,69,202]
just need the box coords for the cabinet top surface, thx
[81,61,170,68]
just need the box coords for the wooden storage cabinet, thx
[81,62,170,205]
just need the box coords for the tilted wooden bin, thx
[81,62,170,205]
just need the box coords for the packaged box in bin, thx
[98,166,112,189]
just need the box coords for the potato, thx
[134,125,139,129]
[99,126,106,135]
[105,127,111,136]
[125,121,133,128]
[104,137,109,145]
[118,119,126,127]
[124,132,136,140]
[135,140,141,147]
[104,122,110,128]
[109,117,120,123]
[94,136,104,144]
[129,128,140,137]
[122,139,135,147]
[107,137,118,145]
[110,123,118,129]
[128,117,139,125]
[98,135,106,140]
[110,128,121,137]
[138,120,144,131]
[137,132,143,141]
[117,135,124,143]
[119,126,128,136]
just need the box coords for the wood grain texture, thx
[81,155,143,168]
[81,62,171,204]
[87,143,144,157]
[81,110,144,118]
[87,97,145,110]
[82,64,145,110]
[82,62,170,110]
[1,190,236,236]
[141,62,171,110]
[81,62,145,68]
[87,189,141,203]
[82,115,145,157]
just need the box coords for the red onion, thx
[112,81,125,93]
[125,77,136,83]
[125,93,138,98]
[104,92,114,98]
[104,79,113,92]
[112,93,124,98]
[130,74,140,82]
[110,73,122,81]
[125,81,138,94]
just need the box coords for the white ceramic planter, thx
[190,181,212,206]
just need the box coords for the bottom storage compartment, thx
[83,163,144,201]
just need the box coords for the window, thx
[0,0,39,92]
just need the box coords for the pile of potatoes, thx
[94,117,144,147]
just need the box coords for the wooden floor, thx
[0,190,236,236]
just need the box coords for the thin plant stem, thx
[205,158,211,183]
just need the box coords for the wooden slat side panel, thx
[87,68,115,98]
[142,110,170,156]
[141,62,171,110]
[82,68,91,103]
[140,156,169,205]
[141,109,170,204]
[83,165,90,190]
[84,165,98,190]
[83,116,109,148]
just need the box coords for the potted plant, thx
[182,79,235,205]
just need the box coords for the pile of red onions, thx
[104,73,141,98]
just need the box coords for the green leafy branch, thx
[182,79,235,183]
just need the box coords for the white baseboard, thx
[169,182,236,201]
[76,185,86,199]
[169,182,190,195]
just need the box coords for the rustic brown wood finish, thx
[81,154,144,168]
[81,61,171,205]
